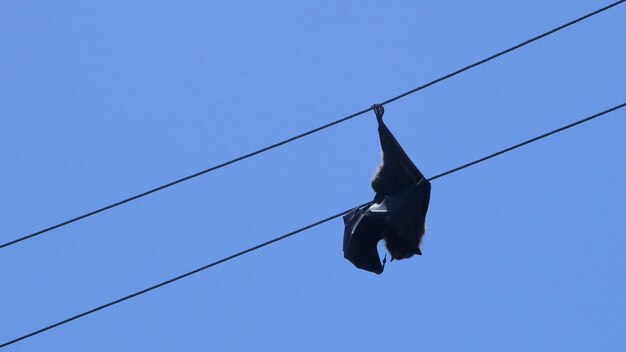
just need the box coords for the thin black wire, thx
[428,102,626,181]
[0,202,371,349]
[3,0,624,250]
[380,0,626,106]
[2,101,624,349]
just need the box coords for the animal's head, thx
[384,225,426,260]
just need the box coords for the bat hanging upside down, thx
[343,104,431,274]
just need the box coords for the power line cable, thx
[0,202,370,349]
[2,101,624,349]
[428,102,626,181]
[2,0,624,250]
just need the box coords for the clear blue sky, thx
[1,1,625,351]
